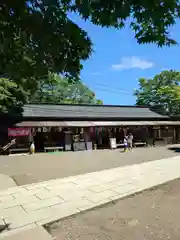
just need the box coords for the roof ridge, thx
[25,104,150,108]
[22,104,169,119]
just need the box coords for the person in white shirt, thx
[29,141,35,154]
[123,136,128,152]
[127,133,133,151]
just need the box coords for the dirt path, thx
[49,178,180,240]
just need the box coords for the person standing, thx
[29,141,35,154]
[127,133,133,151]
[123,135,128,152]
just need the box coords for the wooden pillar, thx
[173,127,176,143]
[158,128,161,139]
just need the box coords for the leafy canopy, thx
[135,70,180,116]
[0,78,26,114]
[0,74,103,113]
[1,0,180,79]
[31,73,103,105]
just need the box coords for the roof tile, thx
[22,104,167,119]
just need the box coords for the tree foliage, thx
[1,0,180,80]
[0,78,26,114]
[0,1,92,80]
[135,71,180,116]
[72,0,179,46]
[30,74,103,105]
[0,74,102,113]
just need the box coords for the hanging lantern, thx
[98,127,102,133]
[90,127,94,133]
[95,127,98,134]
[43,127,48,132]
[32,130,36,136]
[37,127,41,132]
[108,128,112,132]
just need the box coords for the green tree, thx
[0,74,102,113]
[30,74,103,105]
[1,1,179,80]
[135,70,180,116]
[0,78,26,114]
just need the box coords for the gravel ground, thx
[49,178,180,240]
[0,145,179,185]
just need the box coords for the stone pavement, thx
[0,146,178,185]
[1,155,180,237]
[0,175,17,191]
[0,225,53,240]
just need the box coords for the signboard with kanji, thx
[8,128,31,137]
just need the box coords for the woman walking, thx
[123,135,128,152]
[127,133,133,151]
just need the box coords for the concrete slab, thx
[0,226,53,240]
[0,175,17,191]
[1,156,180,235]
[0,145,179,186]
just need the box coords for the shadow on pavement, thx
[168,147,180,153]
[0,224,9,233]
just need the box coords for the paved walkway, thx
[0,226,53,240]
[0,175,17,191]
[0,146,178,185]
[1,155,180,236]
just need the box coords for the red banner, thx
[8,128,31,137]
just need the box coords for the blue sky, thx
[71,14,180,105]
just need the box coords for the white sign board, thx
[109,138,117,149]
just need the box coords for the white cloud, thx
[111,56,154,71]
[91,72,101,76]
[160,68,172,71]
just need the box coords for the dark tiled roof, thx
[22,104,168,119]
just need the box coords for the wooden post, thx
[173,127,176,144]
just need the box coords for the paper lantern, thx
[43,127,48,132]
[98,127,102,132]
[90,127,94,133]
